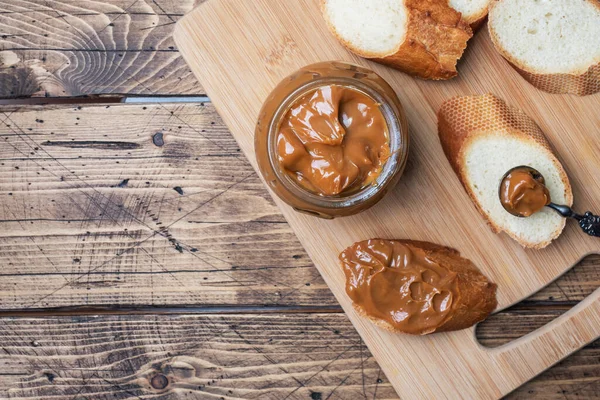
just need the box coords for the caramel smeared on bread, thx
[339,239,497,335]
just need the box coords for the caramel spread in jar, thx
[255,61,409,218]
[501,166,550,217]
[339,239,459,335]
[277,85,390,196]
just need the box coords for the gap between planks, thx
[0,301,586,318]
[0,304,344,317]
[0,96,210,105]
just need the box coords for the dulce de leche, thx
[277,85,390,196]
[255,61,409,218]
[501,166,550,217]
[339,239,497,335]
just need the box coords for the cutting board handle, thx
[489,286,600,383]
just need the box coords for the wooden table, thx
[0,2,597,399]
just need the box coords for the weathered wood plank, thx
[0,314,398,400]
[0,0,202,98]
[0,103,333,309]
[0,314,596,399]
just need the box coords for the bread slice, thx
[488,0,600,96]
[438,94,573,249]
[339,239,497,335]
[449,0,491,29]
[321,0,473,80]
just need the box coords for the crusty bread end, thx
[321,0,473,80]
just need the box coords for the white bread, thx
[438,94,573,249]
[488,0,600,96]
[321,0,473,80]
[449,0,491,29]
[340,239,498,335]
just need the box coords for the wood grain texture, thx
[0,0,202,98]
[0,103,334,309]
[174,1,600,398]
[0,314,597,399]
[0,95,597,400]
[0,314,397,400]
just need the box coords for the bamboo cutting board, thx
[174,1,600,398]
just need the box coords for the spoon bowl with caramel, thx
[499,166,600,237]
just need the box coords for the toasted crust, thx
[438,94,573,249]
[321,0,473,80]
[488,0,600,96]
[348,240,498,335]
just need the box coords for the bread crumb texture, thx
[322,0,408,56]
[489,0,600,95]
[449,0,491,24]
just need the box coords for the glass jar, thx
[255,61,409,218]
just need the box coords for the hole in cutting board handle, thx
[476,253,600,348]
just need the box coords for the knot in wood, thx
[152,132,165,147]
[150,373,169,390]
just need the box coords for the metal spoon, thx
[499,166,600,237]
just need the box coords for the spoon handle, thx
[547,203,600,237]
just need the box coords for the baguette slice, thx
[488,0,600,96]
[449,0,491,29]
[438,94,573,249]
[321,0,473,80]
[339,239,497,335]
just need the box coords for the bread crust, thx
[321,0,473,80]
[454,0,490,31]
[437,94,573,249]
[488,0,600,96]
[468,14,488,31]
[346,239,498,335]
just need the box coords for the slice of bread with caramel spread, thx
[339,239,497,335]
